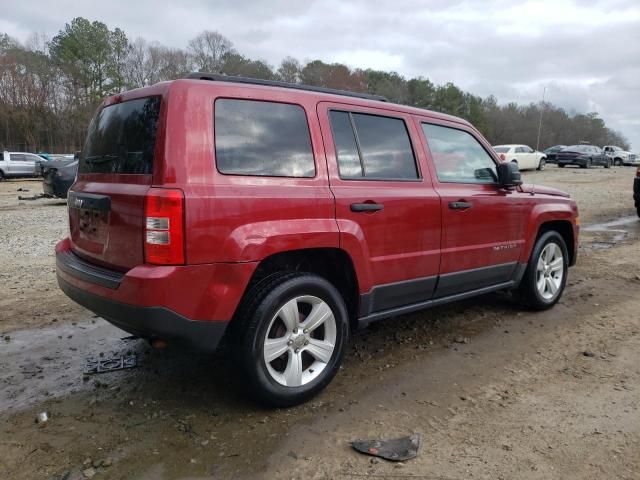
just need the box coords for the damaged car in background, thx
[39,154,79,198]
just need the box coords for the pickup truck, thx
[0,151,44,179]
[603,146,638,166]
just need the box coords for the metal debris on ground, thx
[351,433,421,462]
[18,194,50,201]
[84,354,137,375]
[35,412,49,423]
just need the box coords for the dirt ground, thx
[1,165,639,480]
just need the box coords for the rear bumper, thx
[58,276,228,352]
[56,238,258,351]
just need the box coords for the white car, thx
[0,151,43,180]
[493,144,547,171]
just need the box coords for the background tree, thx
[187,31,232,73]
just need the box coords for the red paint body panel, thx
[58,77,579,333]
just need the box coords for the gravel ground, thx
[0,166,639,480]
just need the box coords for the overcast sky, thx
[2,0,639,148]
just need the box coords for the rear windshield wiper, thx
[84,154,119,164]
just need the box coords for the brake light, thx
[636,166,640,177]
[144,188,185,265]
[499,153,506,161]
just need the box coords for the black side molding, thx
[68,191,111,212]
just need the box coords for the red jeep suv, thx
[56,74,579,406]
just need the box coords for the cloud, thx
[2,0,639,148]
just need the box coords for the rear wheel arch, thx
[0,169,5,180]
[234,248,360,330]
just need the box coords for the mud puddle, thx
[0,320,151,411]
[582,215,639,249]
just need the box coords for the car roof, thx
[103,76,474,130]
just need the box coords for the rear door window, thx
[329,110,418,180]
[79,96,161,175]
[422,123,498,184]
[11,154,25,162]
[215,99,315,178]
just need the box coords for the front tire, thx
[537,158,546,171]
[235,272,349,407]
[516,231,568,310]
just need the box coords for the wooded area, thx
[0,17,630,154]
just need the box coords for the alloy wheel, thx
[535,243,564,301]
[262,295,337,387]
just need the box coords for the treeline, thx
[0,17,630,154]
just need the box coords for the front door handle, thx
[448,201,472,210]
[351,202,384,212]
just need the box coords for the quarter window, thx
[422,123,498,184]
[329,110,418,180]
[215,99,315,178]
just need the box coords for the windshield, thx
[79,96,161,174]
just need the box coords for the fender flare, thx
[519,204,576,264]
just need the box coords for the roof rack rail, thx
[184,72,388,102]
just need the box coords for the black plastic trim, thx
[56,250,124,289]
[58,276,228,352]
[358,281,516,328]
[357,262,527,328]
[186,72,388,102]
[67,191,111,212]
[359,275,437,316]
[434,262,517,298]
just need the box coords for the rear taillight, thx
[144,188,185,265]
[636,166,640,177]
[499,153,505,161]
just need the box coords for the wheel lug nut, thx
[304,340,309,346]
[287,340,293,346]
[294,348,299,353]
[303,329,308,333]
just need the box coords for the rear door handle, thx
[448,201,472,210]
[351,203,384,212]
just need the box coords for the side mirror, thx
[497,161,522,187]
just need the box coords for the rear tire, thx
[516,231,568,311]
[558,164,565,168]
[234,272,349,407]
[0,170,4,181]
[604,159,611,169]
[537,158,546,171]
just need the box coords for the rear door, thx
[417,119,527,298]
[69,96,162,270]
[318,102,441,313]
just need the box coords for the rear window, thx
[215,99,315,178]
[79,96,161,174]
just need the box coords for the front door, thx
[318,102,441,314]
[417,119,528,298]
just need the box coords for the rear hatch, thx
[68,96,162,271]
